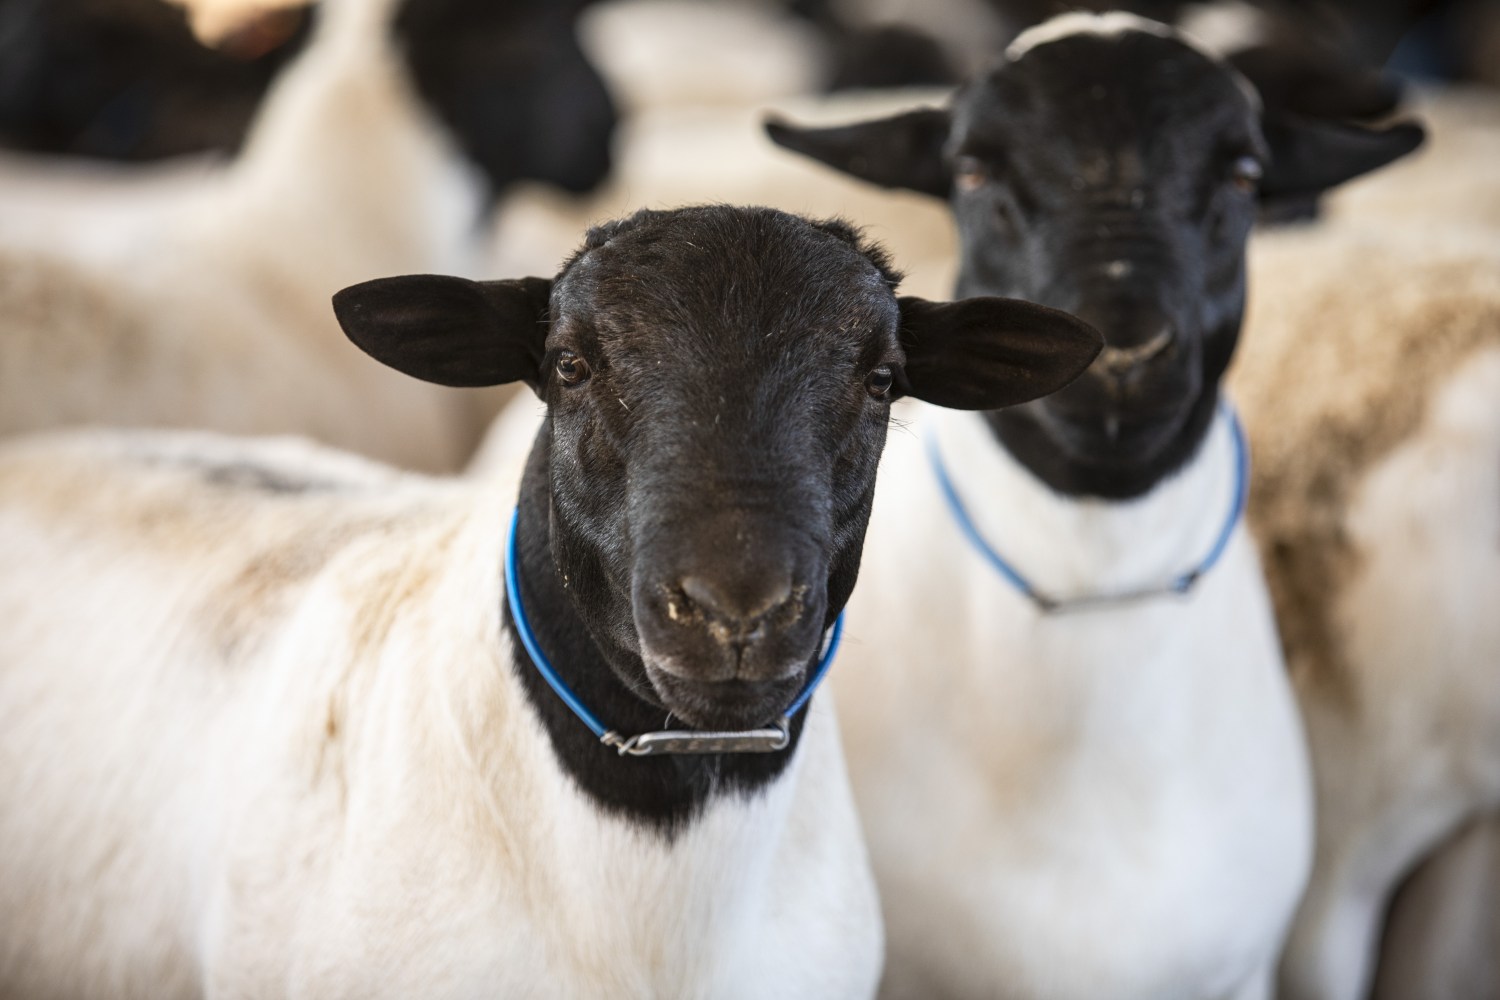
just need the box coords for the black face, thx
[536,210,903,730]
[947,31,1261,491]
[334,205,1099,825]
[764,18,1423,499]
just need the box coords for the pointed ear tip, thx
[1074,322,1105,353]
[1034,304,1104,351]
[331,276,410,321]
[763,117,801,147]
[1396,120,1427,148]
[330,284,364,324]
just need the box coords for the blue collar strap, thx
[504,508,845,756]
[926,404,1250,614]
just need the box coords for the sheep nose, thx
[678,572,797,646]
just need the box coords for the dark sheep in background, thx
[0,0,617,195]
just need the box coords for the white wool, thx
[0,428,881,997]
[577,0,826,114]
[1175,0,1272,57]
[1233,219,1500,1000]
[835,401,1312,999]
[1004,10,1261,111]
[1004,10,1173,60]
[0,0,500,472]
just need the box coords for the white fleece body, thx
[0,0,496,473]
[1279,347,1500,1000]
[0,430,881,1000]
[838,403,1312,1000]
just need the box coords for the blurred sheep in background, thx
[0,0,615,472]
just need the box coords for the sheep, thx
[0,204,1102,999]
[762,12,1425,998]
[0,0,614,472]
[1228,220,1500,1000]
[1369,815,1500,1000]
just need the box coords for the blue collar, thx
[504,508,844,756]
[926,404,1250,614]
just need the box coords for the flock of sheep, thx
[0,0,1496,998]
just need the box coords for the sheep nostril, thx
[678,574,795,638]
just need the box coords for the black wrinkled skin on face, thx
[505,207,903,835]
[949,31,1262,499]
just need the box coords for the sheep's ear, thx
[333,275,552,392]
[1228,46,1403,121]
[763,108,952,198]
[1259,114,1424,199]
[897,296,1101,410]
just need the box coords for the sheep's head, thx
[765,12,1423,498]
[334,205,1099,731]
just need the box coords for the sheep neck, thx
[930,399,1245,600]
[928,402,1248,612]
[982,381,1222,500]
[502,435,807,838]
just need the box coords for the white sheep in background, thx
[0,0,510,472]
[1230,220,1500,1000]
[0,204,1101,999]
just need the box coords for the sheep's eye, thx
[555,351,590,386]
[954,156,988,193]
[866,365,895,399]
[1230,155,1263,193]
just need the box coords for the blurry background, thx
[0,0,1495,993]
[4,0,1495,301]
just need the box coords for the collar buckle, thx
[602,719,792,757]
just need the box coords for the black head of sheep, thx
[766,13,1422,499]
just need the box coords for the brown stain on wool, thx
[1229,227,1500,708]
[343,521,460,666]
